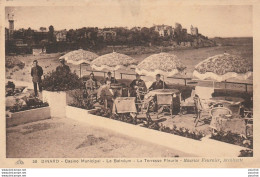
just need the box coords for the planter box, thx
[42,90,67,118]
[7,107,51,128]
[65,106,246,157]
[66,105,97,119]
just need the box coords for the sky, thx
[5,3,253,37]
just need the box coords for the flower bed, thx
[159,125,205,140]
[89,108,254,157]
[7,107,51,128]
[66,106,245,157]
[238,149,253,157]
[91,108,205,141]
[67,89,95,110]
[9,96,49,113]
[211,131,253,149]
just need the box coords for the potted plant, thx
[42,71,84,117]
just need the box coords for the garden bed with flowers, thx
[6,96,50,127]
[8,96,49,113]
[65,106,247,157]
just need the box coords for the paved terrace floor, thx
[6,117,194,158]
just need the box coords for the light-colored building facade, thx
[154,25,173,37]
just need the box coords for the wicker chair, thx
[193,94,212,127]
[156,93,173,118]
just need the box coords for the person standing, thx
[31,60,43,97]
[56,58,71,76]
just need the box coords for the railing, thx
[84,70,253,93]
[86,70,107,78]
[119,72,145,79]
[222,81,253,93]
[167,76,192,86]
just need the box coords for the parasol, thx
[193,53,253,98]
[91,52,137,80]
[193,53,253,82]
[59,49,99,77]
[135,52,186,88]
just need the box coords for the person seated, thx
[149,74,168,91]
[56,58,71,76]
[105,71,117,84]
[85,73,100,102]
[85,73,100,90]
[130,73,147,98]
[99,80,115,110]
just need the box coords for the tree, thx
[174,23,183,44]
[40,27,47,32]
[48,25,55,43]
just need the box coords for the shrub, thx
[42,71,84,91]
[159,124,205,140]
[211,131,253,149]
[9,96,49,113]
[238,149,253,157]
[5,57,25,69]
[68,90,94,110]
[91,109,205,140]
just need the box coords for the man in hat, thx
[56,58,71,76]
[105,71,117,84]
[149,74,167,91]
[130,73,147,98]
[31,60,43,96]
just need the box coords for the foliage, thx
[238,149,253,157]
[9,98,25,113]
[91,109,205,140]
[68,90,95,110]
[94,108,112,118]
[42,71,84,91]
[9,96,49,113]
[159,124,205,140]
[211,131,253,149]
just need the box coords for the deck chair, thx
[157,93,173,118]
[194,94,212,127]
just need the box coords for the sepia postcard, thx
[0,0,260,168]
